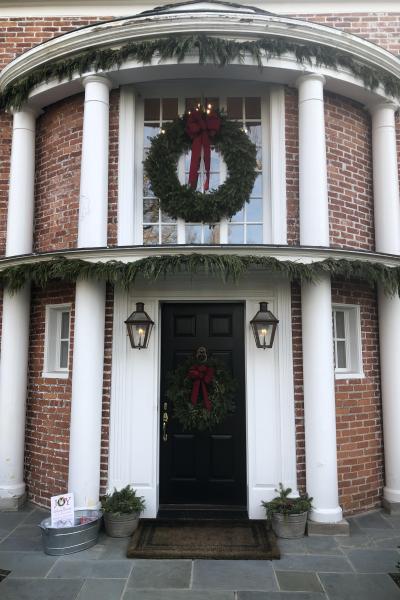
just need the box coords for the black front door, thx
[159,303,246,507]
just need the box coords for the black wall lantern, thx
[125,302,154,349]
[250,302,279,349]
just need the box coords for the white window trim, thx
[42,303,72,379]
[332,303,364,380]
[118,82,287,246]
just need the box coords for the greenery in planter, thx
[101,485,146,516]
[262,483,313,520]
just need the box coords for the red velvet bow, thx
[188,364,215,411]
[185,110,221,191]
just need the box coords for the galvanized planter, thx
[39,510,102,555]
[271,511,308,539]
[103,512,140,538]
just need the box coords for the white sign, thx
[51,493,75,528]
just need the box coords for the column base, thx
[382,498,400,515]
[307,518,350,536]
[0,492,26,512]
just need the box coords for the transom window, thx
[141,93,265,245]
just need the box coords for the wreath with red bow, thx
[166,355,236,431]
[144,107,257,224]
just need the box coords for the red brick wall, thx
[0,113,12,255]
[285,89,374,250]
[293,13,400,54]
[25,284,75,507]
[286,89,300,246]
[34,94,83,253]
[25,282,114,507]
[291,283,306,493]
[325,93,374,251]
[291,281,383,516]
[332,281,383,515]
[100,285,114,494]
[108,90,119,247]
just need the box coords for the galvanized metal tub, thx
[38,510,102,555]
[271,511,308,539]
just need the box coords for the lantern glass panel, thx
[125,303,154,349]
[254,322,274,348]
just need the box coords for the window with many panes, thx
[43,305,71,378]
[332,305,363,378]
[141,93,265,245]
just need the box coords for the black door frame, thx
[158,300,248,510]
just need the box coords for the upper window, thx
[141,91,265,245]
[332,305,363,379]
[43,305,71,378]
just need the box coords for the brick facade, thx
[292,281,383,516]
[1,8,398,514]
[34,94,83,253]
[25,284,75,507]
[325,93,375,252]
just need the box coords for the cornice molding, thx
[1,9,400,108]
[1,244,400,270]
[0,1,399,17]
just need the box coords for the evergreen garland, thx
[144,111,257,223]
[1,33,400,111]
[0,253,400,295]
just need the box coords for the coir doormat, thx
[127,519,280,560]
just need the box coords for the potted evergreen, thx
[101,485,146,538]
[262,483,313,539]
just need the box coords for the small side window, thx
[332,305,363,379]
[43,305,71,378]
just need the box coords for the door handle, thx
[162,402,169,442]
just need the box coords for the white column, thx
[68,279,106,508]
[0,106,37,506]
[78,75,112,248]
[0,285,31,503]
[301,276,343,523]
[371,103,400,256]
[371,102,400,505]
[68,75,110,508]
[297,73,329,247]
[6,108,37,257]
[297,74,341,522]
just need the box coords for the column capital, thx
[369,101,399,117]
[296,72,326,89]
[82,74,113,90]
[7,103,41,119]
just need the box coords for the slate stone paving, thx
[0,505,399,599]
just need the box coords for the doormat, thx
[127,519,280,560]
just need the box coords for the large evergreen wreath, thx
[144,108,257,224]
[166,354,236,432]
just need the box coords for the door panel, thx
[159,303,246,507]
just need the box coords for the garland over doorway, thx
[1,254,400,295]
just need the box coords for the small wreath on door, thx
[166,349,236,432]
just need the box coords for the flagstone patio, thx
[0,505,399,599]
